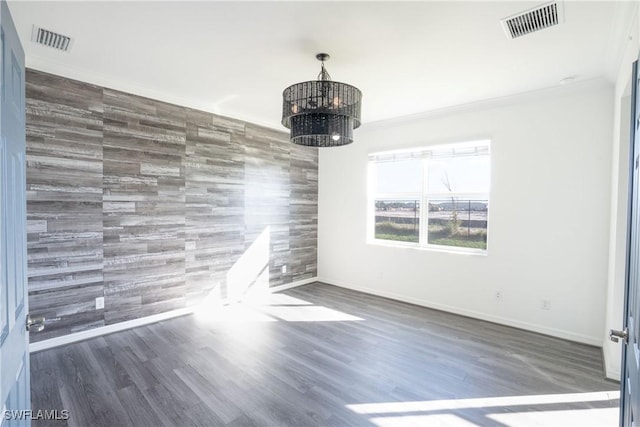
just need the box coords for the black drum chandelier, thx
[282,53,362,147]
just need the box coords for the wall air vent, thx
[30,26,73,52]
[500,1,564,39]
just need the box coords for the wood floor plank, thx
[31,283,619,426]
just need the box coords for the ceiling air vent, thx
[31,26,73,52]
[500,1,564,39]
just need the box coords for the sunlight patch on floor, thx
[194,295,364,324]
[347,391,620,413]
[488,407,618,426]
[371,413,479,427]
[257,304,364,322]
[347,391,620,427]
[257,293,314,306]
[195,290,363,324]
[194,303,276,324]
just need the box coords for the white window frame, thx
[368,140,490,254]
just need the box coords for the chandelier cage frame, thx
[282,54,362,147]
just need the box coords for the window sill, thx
[367,239,488,256]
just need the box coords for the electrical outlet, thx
[495,291,502,301]
[281,265,287,274]
[96,296,104,310]
[541,300,551,310]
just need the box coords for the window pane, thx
[375,200,420,243]
[375,159,423,194]
[428,156,490,194]
[428,199,488,250]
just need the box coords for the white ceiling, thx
[8,1,636,130]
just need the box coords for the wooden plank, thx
[101,88,187,326]
[185,109,245,304]
[25,69,318,342]
[26,69,105,342]
[30,284,619,427]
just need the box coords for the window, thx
[369,141,490,253]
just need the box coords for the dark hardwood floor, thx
[30,283,619,427]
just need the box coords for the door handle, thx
[610,328,629,344]
[26,314,45,332]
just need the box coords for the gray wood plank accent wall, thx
[25,69,318,342]
[26,72,105,341]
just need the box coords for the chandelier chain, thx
[318,62,332,81]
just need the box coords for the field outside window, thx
[427,198,488,250]
[375,200,421,243]
[369,141,490,253]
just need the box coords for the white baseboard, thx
[29,307,195,353]
[30,277,318,353]
[605,368,621,382]
[318,277,602,347]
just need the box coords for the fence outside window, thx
[369,141,490,253]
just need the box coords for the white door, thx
[0,1,30,426]
[616,56,640,426]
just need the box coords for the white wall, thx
[603,5,639,381]
[318,80,613,346]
